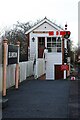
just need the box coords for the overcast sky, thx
[0,0,79,46]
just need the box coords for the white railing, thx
[37,58,45,77]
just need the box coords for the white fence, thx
[19,61,33,82]
[0,59,45,92]
[0,61,33,91]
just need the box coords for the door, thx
[38,37,45,58]
[55,65,64,80]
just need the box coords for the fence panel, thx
[0,61,34,91]
[19,62,27,82]
[6,64,16,89]
[26,61,33,77]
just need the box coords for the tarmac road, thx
[2,80,71,118]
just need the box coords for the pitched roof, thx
[25,17,64,34]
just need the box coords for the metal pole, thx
[62,38,64,65]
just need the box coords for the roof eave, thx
[25,18,64,34]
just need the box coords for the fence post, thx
[3,38,8,96]
[15,41,20,89]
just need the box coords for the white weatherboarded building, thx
[25,17,69,80]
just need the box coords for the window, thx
[47,37,62,52]
[38,37,45,47]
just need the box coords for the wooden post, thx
[3,38,8,96]
[15,41,20,89]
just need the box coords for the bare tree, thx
[2,21,32,62]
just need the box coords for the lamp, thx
[32,37,35,42]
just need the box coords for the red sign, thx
[56,31,59,35]
[49,31,54,36]
[61,65,69,71]
[60,31,66,36]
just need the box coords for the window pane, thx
[57,43,61,47]
[52,47,57,52]
[57,47,61,52]
[52,37,56,42]
[57,37,61,42]
[47,37,51,42]
[47,43,52,47]
[42,37,45,41]
[52,43,56,47]
[48,48,52,52]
